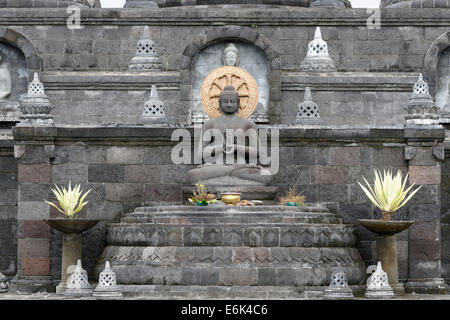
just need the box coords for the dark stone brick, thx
[410,222,439,241]
[408,204,441,221]
[21,257,50,276]
[18,164,50,183]
[22,220,50,239]
[257,267,276,286]
[373,147,406,167]
[280,228,299,247]
[292,147,315,165]
[88,165,124,183]
[199,267,220,285]
[410,240,441,260]
[244,227,263,247]
[0,156,17,172]
[0,173,17,188]
[183,227,203,246]
[318,184,348,203]
[311,166,348,184]
[409,185,439,205]
[263,228,279,247]
[18,145,49,164]
[276,268,295,285]
[106,183,144,202]
[18,184,52,202]
[124,165,161,183]
[144,184,181,203]
[223,227,243,246]
[408,259,441,278]
[203,227,223,246]
[330,147,360,166]
[18,238,49,258]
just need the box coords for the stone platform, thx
[95,204,366,297]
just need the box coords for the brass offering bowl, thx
[221,193,241,205]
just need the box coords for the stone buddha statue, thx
[0,54,12,100]
[185,85,272,187]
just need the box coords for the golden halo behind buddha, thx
[200,66,259,119]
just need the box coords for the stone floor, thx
[1,292,450,300]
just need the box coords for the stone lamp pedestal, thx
[44,219,99,294]
[358,219,414,296]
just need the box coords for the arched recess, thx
[180,25,281,124]
[0,27,42,75]
[422,31,450,98]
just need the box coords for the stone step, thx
[117,285,367,299]
[131,204,333,214]
[95,246,366,286]
[107,223,356,247]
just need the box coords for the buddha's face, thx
[219,93,239,115]
[224,51,237,66]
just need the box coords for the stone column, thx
[376,234,402,293]
[404,128,448,293]
[9,144,55,293]
[56,234,83,294]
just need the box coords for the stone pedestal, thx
[56,234,82,295]
[376,235,404,295]
[95,204,366,298]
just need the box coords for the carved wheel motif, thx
[200,66,259,119]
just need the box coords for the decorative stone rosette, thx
[0,273,8,293]
[93,261,123,299]
[64,260,93,297]
[295,87,323,125]
[405,73,440,125]
[140,85,168,124]
[324,262,354,299]
[299,27,336,72]
[18,73,54,127]
[365,262,394,298]
[128,26,162,72]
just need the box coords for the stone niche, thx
[0,41,28,123]
[0,42,28,102]
[190,41,270,124]
[437,46,450,112]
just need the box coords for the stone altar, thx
[95,204,366,298]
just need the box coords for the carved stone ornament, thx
[405,73,440,126]
[299,27,336,72]
[64,259,93,297]
[0,273,8,293]
[323,262,354,299]
[365,262,394,298]
[140,85,168,125]
[200,66,259,119]
[128,26,162,72]
[93,261,123,299]
[18,73,54,127]
[295,87,324,125]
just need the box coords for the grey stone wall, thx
[441,155,450,282]
[0,8,448,125]
[0,152,18,272]
[12,126,427,281]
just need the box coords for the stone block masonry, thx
[10,125,445,288]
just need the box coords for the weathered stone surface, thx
[17,202,50,220]
[88,165,124,183]
[408,166,441,185]
[20,257,49,276]
[311,166,348,184]
[18,164,50,183]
